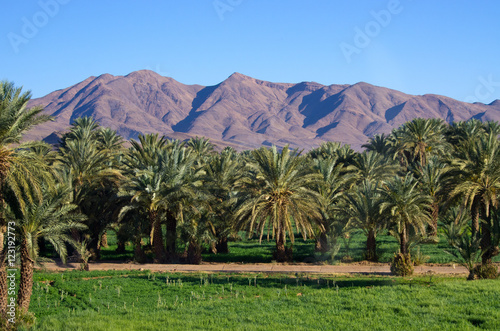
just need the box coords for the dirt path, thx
[38,261,500,275]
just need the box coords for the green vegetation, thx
[26,270,500,330]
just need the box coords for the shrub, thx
[474,263,499,279]
[390,253,414,276]
[412,246,430,266]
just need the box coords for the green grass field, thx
[26,270,500,330]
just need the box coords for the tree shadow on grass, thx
[127,273,405,290]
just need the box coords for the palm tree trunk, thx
[0,251,7,315]
[151,210,166,263]
[366,229,377,261]
[17,238,34,312]
[275,229,287,262]
[115,241,125,254]
[0,197,8,314]
[100,231,108,248]
[481,214,493,265]
[430,202,439,236]
[400,224,408,256]
[134,237,146,263]
[215,237,229,254]
[187,240,202,264]
[471,200,480,238]
[165,210,177,258]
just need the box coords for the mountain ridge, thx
[25,70,500,150]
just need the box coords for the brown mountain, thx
[25,70,500,150]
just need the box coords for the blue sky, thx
[1,0,500,104]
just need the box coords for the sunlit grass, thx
[29,270,500,330]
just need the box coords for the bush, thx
[390,253,414,276]
[474,263,499,279]
[412,246,430,266]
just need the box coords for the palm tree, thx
[380,174,432,256]
[123,169,166,262]
[235,146,323,262]
[441,206,481,280]
[57,122,123,259]
[312,156,356,253]
[0,81,52,315]
[201,150,244,253]
[450,132,500,265]
[362,133,392,156]
[10,185,86,311]
[152,146,203,259]
[344,180,385,261]
[394,118,447,169]
[187,136,216,162]
[308,142,356,165]
[123,135,201,262]
[414,156,451,236]
[444,119,486,147]
[353,151,400,183]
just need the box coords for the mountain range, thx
[25,70,500,150]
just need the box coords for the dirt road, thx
[38,261,500,275]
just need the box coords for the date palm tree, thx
[393,118,447,169]
[0,81,52,315]
[344,180,385,261]
[10,185,86,311]
[362,133,392,156]
[57,120,123,259]
[235,146,323,262]
[380,174,432,256]
[312,156,356,253]
[123,135,201,262]
[201,149,244,253]
[353,150,400,183]
[450,132,500,265]
[414,156,451,236]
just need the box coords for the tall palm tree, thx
[8,185,86,311]
[308,142,356,165]
[414,156,451,236]
[123,135,201,262]
[201,150,244,253]
[235,146,323,262]
[344,180,385,261]
[153,146,203,259]
[312,156,356,253]
[353,151,400,183]
[380,174,432,256]
[444,119,486,147]
[187,136,216,161]
[57,119,123,259]
[362,133,392,156]
[124,168,167,262]
[450,132,500,265]
[394,118,447,169]
[0,81,52,315]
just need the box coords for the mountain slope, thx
[25,70,500,150]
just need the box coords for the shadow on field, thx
[126,273,401,290]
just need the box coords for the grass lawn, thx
[26,270,500,330]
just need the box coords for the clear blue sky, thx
[1,0,500,104]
